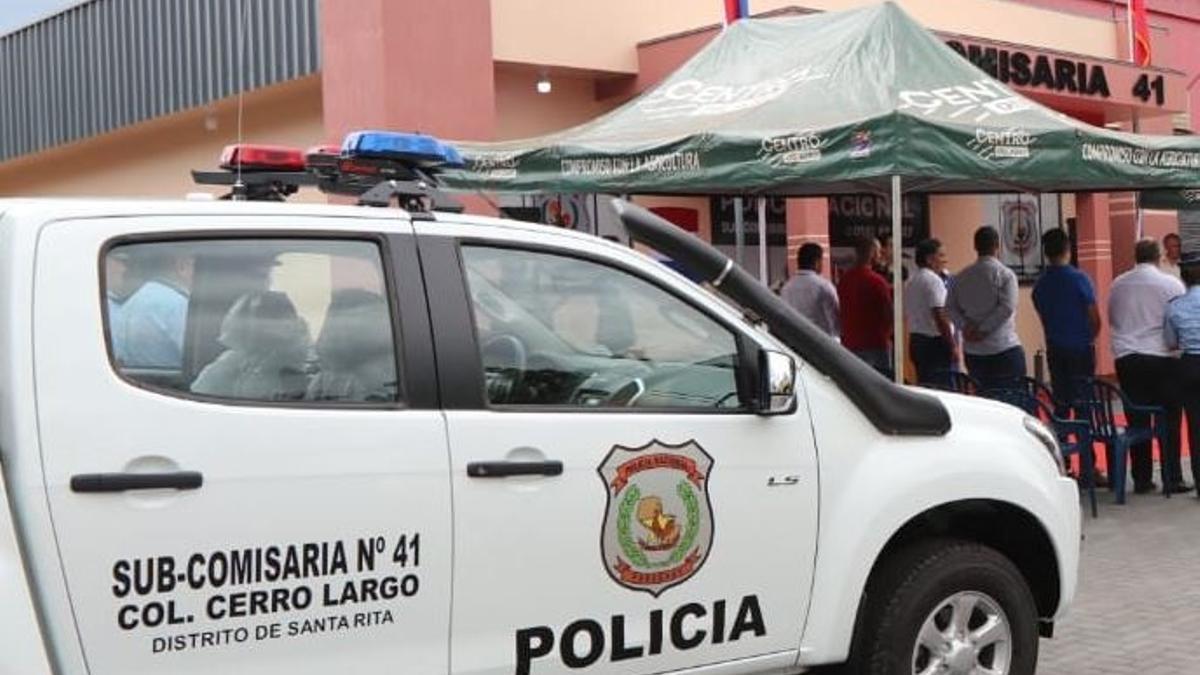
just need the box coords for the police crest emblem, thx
[598,439,714,596]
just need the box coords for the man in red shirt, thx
[838,236,893,374]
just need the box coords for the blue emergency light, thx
[340,131,464,168]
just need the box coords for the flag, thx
[1130,0,1151,66]
[724,0,749,25]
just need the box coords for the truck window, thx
[461,246,746,410]
[103,238,400,404]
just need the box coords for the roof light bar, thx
[194,131,464,212]
[219,144,306,172]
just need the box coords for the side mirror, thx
[757,349,798,416]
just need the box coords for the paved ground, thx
[1039,466,1200,675]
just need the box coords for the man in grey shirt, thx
[780,243,840,338]
[947,226,1025,389]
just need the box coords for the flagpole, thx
[1127,0,1134,69]
[1128,0,1144,239]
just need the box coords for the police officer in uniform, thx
[1165,252,1200,496]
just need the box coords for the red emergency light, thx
[337,157,388,177]
[219,144,306,172]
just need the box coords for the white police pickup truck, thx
[1,133,1079,675]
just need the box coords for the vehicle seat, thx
[190,291,311,400]
[307,289,397,402]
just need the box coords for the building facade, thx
[1,0,1197,375]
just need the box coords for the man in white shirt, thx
[1109,238,1189,494]
[905,238,958,385]
[780,243,839,339]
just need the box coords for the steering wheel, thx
[625,366,740,409]
[480,334,527,402]
[605,377,647,407]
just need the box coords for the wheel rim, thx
[911,590,1013,675]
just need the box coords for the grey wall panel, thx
[0,0,320,163]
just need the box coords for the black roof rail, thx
[190,170,316,202]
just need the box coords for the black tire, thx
[841,538,1040,675]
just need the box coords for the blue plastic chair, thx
[1011,376,1060,411]
[1074,378,1168,504]
[982,387,1098,517]
[981,375,1063,411]
[925,370,980,396]
[980,386,1038,415]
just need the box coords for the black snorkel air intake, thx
[613,199,951,437]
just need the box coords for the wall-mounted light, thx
[536,73,552,94]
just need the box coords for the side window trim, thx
[98,230,412,410]
[386,232,439,409]
[415,234,487,411]
[452,238,761,415]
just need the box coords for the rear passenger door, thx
[34,217,451,675]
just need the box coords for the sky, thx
[0,1,86,36]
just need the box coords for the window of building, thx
[104,238,399,404]
[461,246,745,410]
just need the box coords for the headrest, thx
[218,291,311,357]
[315,289,394,368]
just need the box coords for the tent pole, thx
[757,197,768,285]
[734,197,745,269]
[1133,113,1145,239]
[592,193,599,236]
[891,175,904,385]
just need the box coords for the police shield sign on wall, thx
[598,440,714,597]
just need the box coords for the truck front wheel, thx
[848,538,1039,675]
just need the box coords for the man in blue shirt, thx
[1165,252,1200,496]
[119,250,193,370]
[1032,229,1100,418]
[105,251,131,362]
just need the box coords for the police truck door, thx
[34,216,450,675]
[421,227,820,675]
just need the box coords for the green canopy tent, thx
[1141,189,1200,211]
[447,1,1200,381]
[1140,189,1200,255]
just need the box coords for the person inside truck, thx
[104,249,133,358]
[180,250,280,382]
[189,290,312,401]
[116,248,194,369]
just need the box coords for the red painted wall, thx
[319,0,497,144]
[1014,0,1200,129]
